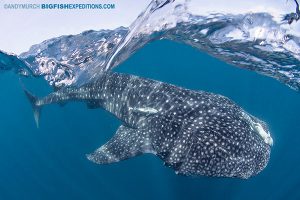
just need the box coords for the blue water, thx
[0,40,300,200]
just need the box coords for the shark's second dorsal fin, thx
[87,125,155,164]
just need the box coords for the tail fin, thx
[24,89,41,128]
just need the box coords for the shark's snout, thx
[253,122,273,146]
[250,115,273,146]
[242,112,273,146]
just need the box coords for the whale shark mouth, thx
[241,112,273,146]
[252,122,273,146]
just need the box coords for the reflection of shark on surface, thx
[24,72,272,179]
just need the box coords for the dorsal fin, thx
[87,125,155,164]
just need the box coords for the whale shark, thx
[24,72,272,179]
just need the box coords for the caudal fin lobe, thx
[24,89,41,128]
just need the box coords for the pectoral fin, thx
[87,125,155,164]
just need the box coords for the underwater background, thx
[0,39,300,199]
